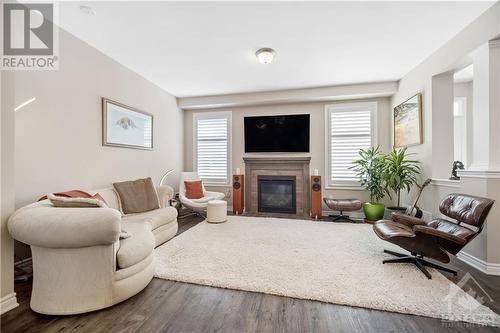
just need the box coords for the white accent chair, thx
[8,185,177,315]
[179,172,225,216]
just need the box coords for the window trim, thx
[324,101,378,189]
[193,111,232,186]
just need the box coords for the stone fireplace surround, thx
[243,157,311,218]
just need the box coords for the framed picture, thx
[394,93,422,147]
[102,98,153,150]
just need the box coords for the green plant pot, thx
[363,202,385,222]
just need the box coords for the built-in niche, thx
[453,64,473,170]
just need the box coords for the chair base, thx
[382,249,458,279]
[328,211,358,223]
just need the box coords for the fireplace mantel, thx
[243,157,312,164]
[243,157,311,217]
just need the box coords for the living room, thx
[2,1,500,332]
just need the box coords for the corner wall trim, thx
[178,81,398,110]
[0,293,19,314]
[431,179,460,188]
[457,251,500,276]
[458,170,500,179]
[490,39,500,48]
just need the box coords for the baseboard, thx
[0,293,19,314]
[457,251,500,276]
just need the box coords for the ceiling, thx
[454,64,474,83]
[58,1,495,97]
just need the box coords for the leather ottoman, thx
[323,198,362,222]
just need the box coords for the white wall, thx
[1,71,18,313]
[454,81,473,167]
[13,28,184,208]
[391,3,500,182]
[391,3,500,267]
[184,97,392,210]
[471,44,491,170]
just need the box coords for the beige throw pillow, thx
[113,177,160,215]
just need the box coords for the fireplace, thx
[243,157,310,217]
[258,176,296,214]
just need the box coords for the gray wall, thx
[184,97,392,208]
[391,3,500,265]
[454,81,473,167]
[1,71,16,307]
[13,28,184,208]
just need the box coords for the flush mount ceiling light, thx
[80,5,96,16]
[255,48,276,64]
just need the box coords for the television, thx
[244,114,310,153]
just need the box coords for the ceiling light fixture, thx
[80,5,96,16]
[255,48,276,65]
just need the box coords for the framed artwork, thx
[102,98,153,150]
[394,93,422,147]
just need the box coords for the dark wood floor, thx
[2,215,500,333]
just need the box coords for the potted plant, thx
[383,147,421,213]
[350,146,387,221]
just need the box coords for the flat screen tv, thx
[244,114,310,153]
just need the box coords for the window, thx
[193,111,231,185]
[325,102,377,188]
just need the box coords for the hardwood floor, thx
[2,215,500,333]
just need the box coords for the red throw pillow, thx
[184,180,204,199]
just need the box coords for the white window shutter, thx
[195,113,231,184]
[327,103,375,186]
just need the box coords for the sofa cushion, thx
[117,223,155,269]
[122,207,178,230]
[113,178,160,215]
[92,188,121,211]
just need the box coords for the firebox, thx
[257,176,296,214]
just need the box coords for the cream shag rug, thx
[154,216,500,326]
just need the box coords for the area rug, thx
[154,216,500,326]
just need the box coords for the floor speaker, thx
[233,175,244,214]
[310,176,322,219]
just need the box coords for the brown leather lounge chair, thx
[373,194,494,279]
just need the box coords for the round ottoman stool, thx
[207,200,227,223]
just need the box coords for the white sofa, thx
[95,186,178,247]
[8,185,177,315]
